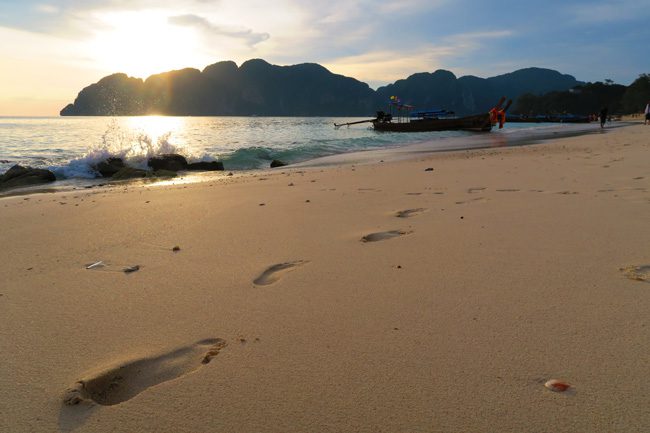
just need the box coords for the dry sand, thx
[1,123,649,433]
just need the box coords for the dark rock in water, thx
[148,154,188,171]
[95,157,125,177]
[111,167,149,180]
[0,160,10,163]
[187,161,224,171]
[111,167,178,180]
[270,159,287,168]
[152,170,177,178]
[0,165,56,190]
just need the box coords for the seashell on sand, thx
[545,379,570,392]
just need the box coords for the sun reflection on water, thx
[125,116,185,147]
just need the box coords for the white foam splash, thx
[57,119,197,178]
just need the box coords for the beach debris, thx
[288,182,294,186]
[620,265,650,282]
[123,265,140,273]
[227,172,233,176]
[172,246,181,252]
[85,261,105,270]
[259,203,266,206]
[544,379,571,392]
[305,199,310,203]
[425,167,434,171]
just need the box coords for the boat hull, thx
[373,113,492,132]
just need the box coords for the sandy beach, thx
[1,123,649,432]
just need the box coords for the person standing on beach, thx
[599,107,608,128]
[644,101,650,125]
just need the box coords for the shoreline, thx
[0,121,626,199]
[1,123,649,432]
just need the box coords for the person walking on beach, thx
[644,101,650,125]
[599,107,608,128]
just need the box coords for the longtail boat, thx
[335,97,510,133]
[372,111,493,132]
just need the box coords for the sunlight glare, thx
[87,10,204,79]
[126,115,185,147]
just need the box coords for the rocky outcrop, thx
[187,161,224,171]
[147,154,188,171]
[0,165,56,190]
[93,156,223,180]
[270,159,287,168]
[95,157,126,177]
[111,167,149,180]
[110,167,177,180]
[61,60,586,117]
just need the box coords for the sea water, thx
[0,116,600,188]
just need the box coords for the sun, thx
[86,10,206,79]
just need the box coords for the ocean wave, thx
[48,119,211,179]
[2,117,595,182]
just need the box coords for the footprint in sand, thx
[467,187,486,194]
[395,208,426,218]
[63,338,226,406]
[620,265,650,283]
[496,188,520,192]
[253,260,308,285]
[455,197,486,205]
[361,230,411,243]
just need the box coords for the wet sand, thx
[1,123,648,433]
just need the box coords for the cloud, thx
[567,0,650,23]
[169,14,270,46]
[33,4,60,14]
[323,30,513,87]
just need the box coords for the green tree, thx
[621,74,650,113]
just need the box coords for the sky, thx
[1,0,649,116]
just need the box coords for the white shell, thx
[545,379,570,392]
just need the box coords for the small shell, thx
[545,379,570,392]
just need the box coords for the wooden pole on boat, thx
[334,118,376,129]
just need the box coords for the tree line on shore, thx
[512,74,650,116]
